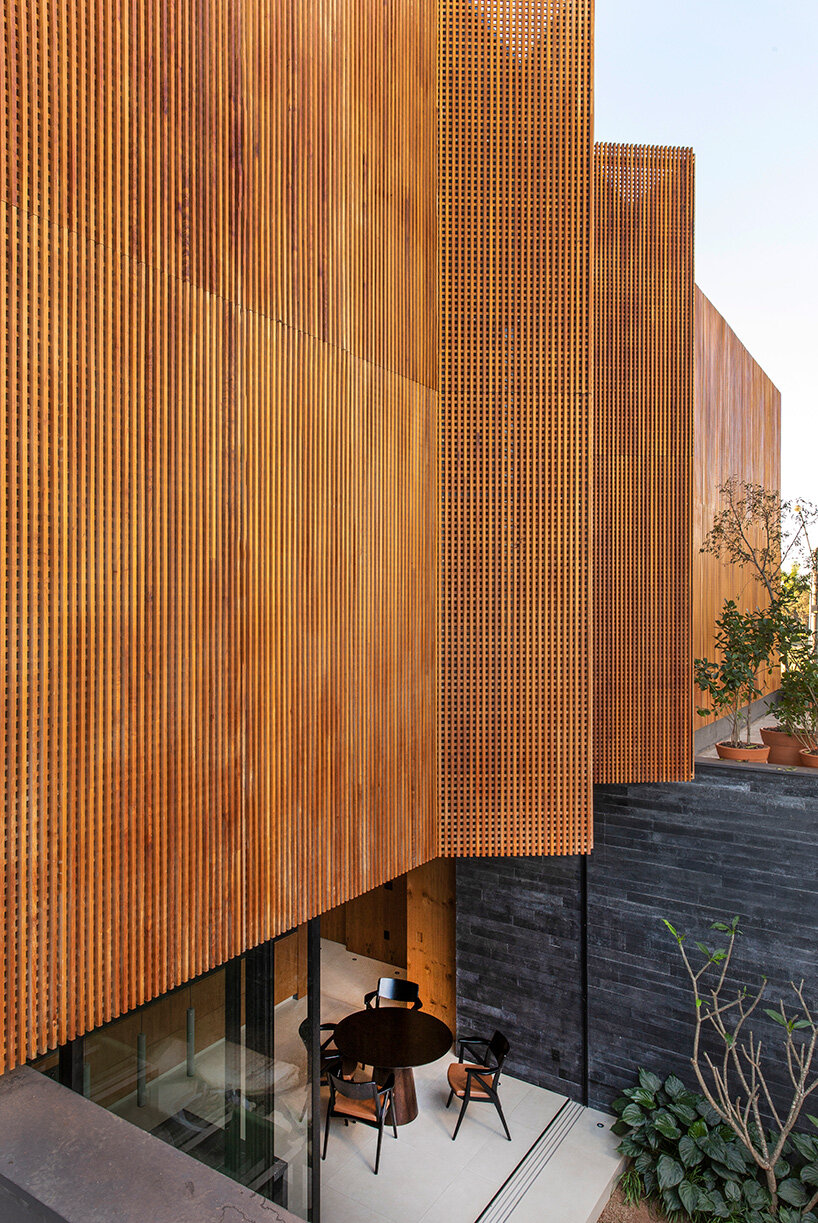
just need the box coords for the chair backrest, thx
[374,977,421,1007]
[298,1018,336,1054]
[487,1030,510,1080]
[329,1071,395,1115]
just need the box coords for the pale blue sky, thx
[595,0,818,502]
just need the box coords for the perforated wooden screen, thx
[1,0,438,1072]
[693,287,781,730]
[439,1,594,856]
[593,144,695,784]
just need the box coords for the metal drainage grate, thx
[476,1098,585,1223]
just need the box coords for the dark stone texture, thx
[456,764,818,1114]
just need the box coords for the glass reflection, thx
[31,925,313,1219]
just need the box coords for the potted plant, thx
[760,577,813,763]
[695,600,776,762]
[793,648,818,769]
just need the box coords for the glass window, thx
[30,925,314,1219]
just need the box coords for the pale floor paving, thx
[319,940,623,1223]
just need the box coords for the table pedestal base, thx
[375,1066,417,1125]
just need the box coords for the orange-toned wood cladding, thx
[693,287,781,730]
[406,858,456,1030]
[593,144,695,784]
[1,0,438,1074]
[438,1,594,855]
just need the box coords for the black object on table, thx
[333,1008,452,1125]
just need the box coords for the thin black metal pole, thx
[580,854,590,1107]
[308,917,321,1223]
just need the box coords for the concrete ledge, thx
[695,757,818,780]
[0,1067,304,1223]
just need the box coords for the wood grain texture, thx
[406,858,456,1030]
[593,144,695,784]
[693,287,781,729]
[439,0,594,855]
[1,0,438,1073]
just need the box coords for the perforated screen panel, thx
[439,1,594,856]
[593,143,695,784]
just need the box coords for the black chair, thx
[298,1017,342,1082]
[298,1018,343,1120]
[445,1030,511,1141]
[363,977,422,1010]
[322,1071,397,1174]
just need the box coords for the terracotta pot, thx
[760,726,806,766]
[799,749,818,769]
[715,742,770,763]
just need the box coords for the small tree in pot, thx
[695,601,777,759]
[777,643,818,766]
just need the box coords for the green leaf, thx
[630,1088,656,1109]
[808,1114,818,1131]
[698,1131,728,1162]
[801,1161,818,1186]
[638,1069,663,1095]
[611,1119,630,1137]
[775,1156,792,1179]
[620,1103,645,1127]
[669,1100,698,1126]
[790,1133,818,1161]
[742,1180,769,1210]
[724,1179,741,1203]
[678,1179,699,1215]
[634,1151,655,1175]
[656,1154,684,1189]
[664,1074,686,1100]
[660,1185,683,1215]
[678,1135,703,1167]
[688,1118,708,1139]
[617,1137,643,1159]
[778,1178,808,1207]
[697,1187,716,1212]
[763,1007,789,1027]
[720,1144,748,1174]
[654,1110,681,1141]
[707,1188,730,1218]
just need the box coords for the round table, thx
[333,1009,452,1125]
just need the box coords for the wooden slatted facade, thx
[439,0,594,855]
[1,0,438,1072]
[693,287,781,730]
[593,144,695,785]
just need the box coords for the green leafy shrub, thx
[612,1069,818,1222]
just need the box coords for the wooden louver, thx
[693,286,781,730]
[593,143,695,784]
[1,0,438,1074]
[438,1,594,855]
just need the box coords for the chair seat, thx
[447,1063,494,1099]
[333,1095,379,1122]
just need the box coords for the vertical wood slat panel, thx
[693,287,781,730]
[439,1,594,856]
[1,0,438,1074]
[593,143,695,785]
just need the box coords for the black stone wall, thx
[456,763,818,1113]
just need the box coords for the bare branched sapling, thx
[665,915,818,1214]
